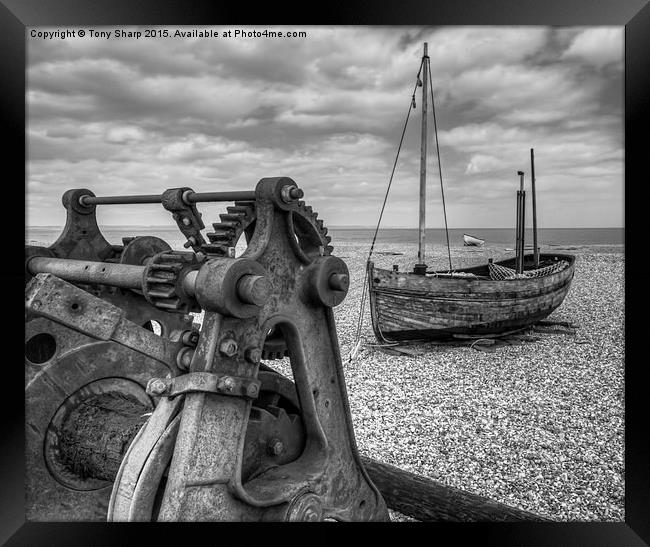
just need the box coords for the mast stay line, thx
[349,57,423,360]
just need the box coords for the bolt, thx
[183,236,197,248]
[245,347,262,364]
[328,272,349,292]
[147,378,168,396]
[221,376,236,393]
[181,217,191,226]
[280,184,303,203]
[237,275,271,307]
[246,383,259,398]
[181,330,200,347]
[303,508,320,521]
[219,338,238,357]
[267,438,284,456]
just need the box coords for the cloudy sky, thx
[27,26,623,228]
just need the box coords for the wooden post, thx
[516,171,526,273]
[515,172,521,272]
[414,43,428,275]
[530,148,539,268]
[362,456,550,521]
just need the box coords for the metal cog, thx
[142,251,202,314]
[201,199,333,259]
[202,197,333,359]
[202,201,257,257]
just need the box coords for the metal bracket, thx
[26,273,181,372]
[161,187,207,253]
[146,372,261,399]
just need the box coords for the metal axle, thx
[79,190,257,207]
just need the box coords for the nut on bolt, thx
[267,438,284,456]
[147,378,168,396]
[219,338,238,357]
[280,184,304,203]
[221,376,236,393]
[245,347,262,364]
[181,330,200,347]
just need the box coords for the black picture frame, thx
[5,1,648,545]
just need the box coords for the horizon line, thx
[26,225,626,230]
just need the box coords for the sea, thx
[26,226,624,252]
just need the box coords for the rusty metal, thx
[78,190,257,206]
[25,177,389,522]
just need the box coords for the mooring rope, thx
[428,64,453,272]
[348,60,423,362]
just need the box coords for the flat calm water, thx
[26,225,624,251]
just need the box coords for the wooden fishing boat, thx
[368,253,575,341]
[463,233,484,246]
[364,43,575,343]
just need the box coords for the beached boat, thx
[463,233,484,246]
[365,43,575,342]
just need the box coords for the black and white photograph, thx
[22,22,629,526]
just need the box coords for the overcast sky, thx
[27,25,623,228]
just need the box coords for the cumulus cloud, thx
[465,154,507,174]
[562,27,623,68]
[26,25,623,229]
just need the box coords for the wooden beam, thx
[361,456,550,522]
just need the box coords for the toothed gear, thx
[202,196,333,359]
[202,201,257,257]
[243,368,305,482]
[290,199,334,258]
[261,325,290,360]
[201,199,333,259]
[142,251,202,314]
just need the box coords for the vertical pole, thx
[515,185,521,271]
[530,148,539,268]
[415,43,428,275]
[516,171,526,273]
[519,190,526,273]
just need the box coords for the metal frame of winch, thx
[24,177,389,522]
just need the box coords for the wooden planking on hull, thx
[367,254,575,341]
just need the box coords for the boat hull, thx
[368,253,575,342]
[463,234,484,246]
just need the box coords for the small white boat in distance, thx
[463,233,484,246]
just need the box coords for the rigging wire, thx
[348,58,424,362]
[428,61,453,272]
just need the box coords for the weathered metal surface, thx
[26,177,388,522]
[368,253,575,342]
[145,371,261,399]
[28,256,145,289]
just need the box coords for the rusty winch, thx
[25,177,389,522]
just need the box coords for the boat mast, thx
[414,43,429,275]
[530,148,539,268]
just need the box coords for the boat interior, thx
[425,253,574,279]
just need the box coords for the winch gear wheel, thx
[203,199,333,359]
[142,251,202,314]
[202,200,333,258]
